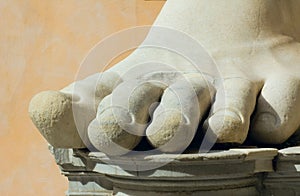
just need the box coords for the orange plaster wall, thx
[0,1,164,195]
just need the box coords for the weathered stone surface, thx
[29,72,121,149]
[264,147,300,196]
[29,91,85,148]
[146,76,214,152]
[50,147,300,195]
[52,147,282,195]
[29,0,300,154]
[88,81,163,156]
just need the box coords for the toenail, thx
[255,112,277,126]
[182,114,190,125]
[212,109,242,122]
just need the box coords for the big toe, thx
[29,90,85,148]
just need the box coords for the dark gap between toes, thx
[133,136,155,151]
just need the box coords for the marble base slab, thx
[48,146,300,195]
[263,147,300,196]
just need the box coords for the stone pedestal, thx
[264,147,300,196]
[50,146,300,195]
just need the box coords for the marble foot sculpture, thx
[29,0,300,155]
